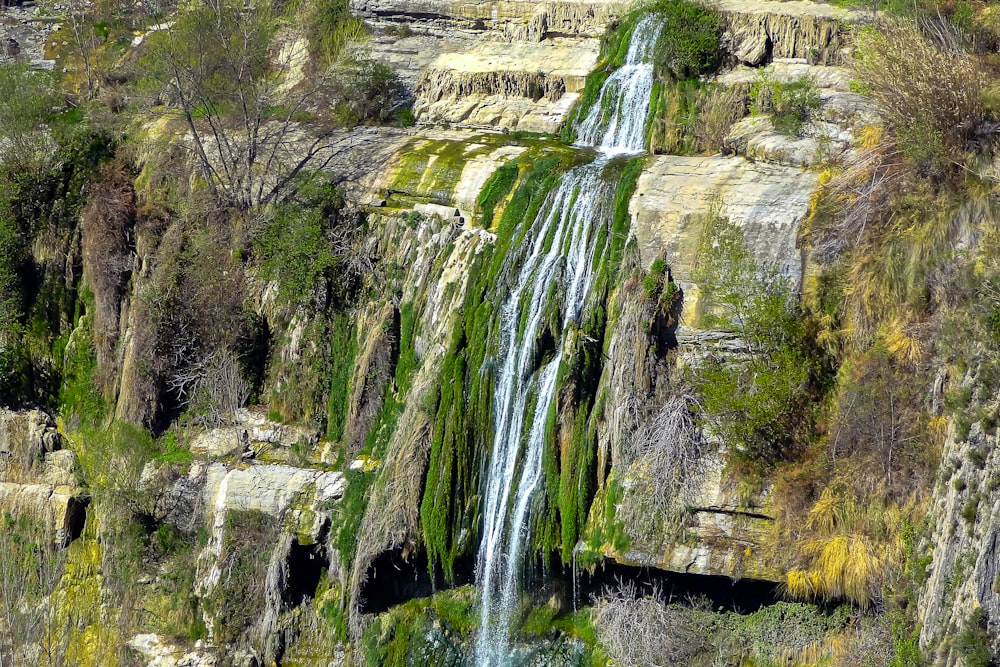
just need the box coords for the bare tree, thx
[140,0,365,210]
[0,512,68,667]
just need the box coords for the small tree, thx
[139,0,371,210]
[689,213,819,465]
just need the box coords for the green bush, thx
[331,60,406,126]
[690,213,821,465]
[253,175,359,308]
[955,609,994,667]
[301,0,366,65]
[750,69,821,135]
[0,64,60,171]
[649,0,722,80]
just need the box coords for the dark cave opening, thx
[285,539,330,607]
[63,495,89,546]
[360,548,476,615]
[525,555,783,615]
[359,548,784,617]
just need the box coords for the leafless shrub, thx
[854,18,993,176]
[167,350,250,426]
[804,136,906,265]
[616,391,707,544]
[593,581,707,667]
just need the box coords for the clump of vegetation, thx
[648,79,747,155]
[690,212,824,467]
[853,19,992,179]
[784,487,905,607]
[750,68,822,136]
[647,0,722,80]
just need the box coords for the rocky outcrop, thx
[127,634,218,667]
[0,409,86,546]
[717,61,879,167]
[351,0,624,40]
[188,408,320,462]
[715,0,858,66]
[918,367,1000,662]
[145,460,345,539]
[629,155,815,322]
[611,454,778,581]
[410,39,597,131]
[418,68,567,104]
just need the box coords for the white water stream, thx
[473,15,664,666]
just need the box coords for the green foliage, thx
[0,211,29,406]
[254,177,351,307]
[888,607,922,667]
[690,213,821,466]
[0,64,61,171]
[853,19,989,181]
[156,430,193,465]
[591,157,644,297]
[955,609,994,667]
[646,0,721,80]
[325,314,358,443]
[579,478,631,567]
[300,0,366,65]
[523,604,559,636]
[332,60,407,126]
[476,160,519,227]
[58,312,107,428]
[750,69,821,136]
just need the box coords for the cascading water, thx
[473,14,664,666]
[575,15,666,155]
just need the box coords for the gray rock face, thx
[0,408,64,469]
[629,154,816,324]
[716,0,857,66]
[0,408,85,546]
[188,408,321,462]
[919,407,1000,663]
[351,0,624,40]
[127,634,219,667]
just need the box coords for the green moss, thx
[58,310,106,427]
[579,477,631,567]
[389,138,496,206]
[325,313,357,442]
[358,586,477,664]
[523,604,559,636]
[476,159,519,227]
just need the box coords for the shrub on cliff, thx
[648,0,721,80]
[853,18,994,180]
[689,212,824,466]
[750,68,821,136]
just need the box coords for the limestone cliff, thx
[0,0,978,664]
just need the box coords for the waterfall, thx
[473,14,663,666]
[575,15,666,155]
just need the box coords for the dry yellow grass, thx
[785,488,907,607]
